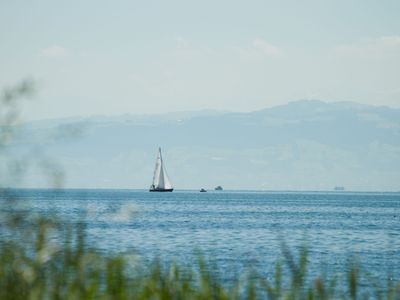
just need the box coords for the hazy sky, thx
[1,0,400,120]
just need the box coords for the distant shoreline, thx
[2,187,400,194]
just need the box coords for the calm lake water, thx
[2,189,400,283]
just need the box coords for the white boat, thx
[149,147,173,192]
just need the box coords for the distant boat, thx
[149,147,173,192]
[214,186,223,191]
[334,186,345,191]
[200,188,207,192]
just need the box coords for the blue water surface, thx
[2,189,400,285]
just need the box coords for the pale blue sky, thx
[1,0,400,120]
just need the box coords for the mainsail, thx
[150,147,173,191]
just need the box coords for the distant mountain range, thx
[12,100,400,191]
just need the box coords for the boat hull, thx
[149,188,174,192]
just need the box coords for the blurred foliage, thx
[0,82,400,299]
[1,222,399,300]
[0,80,65,188]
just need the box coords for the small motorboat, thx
[200,188,207,192]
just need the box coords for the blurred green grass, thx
[0,217,399,300]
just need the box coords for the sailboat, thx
[149,147,174,192]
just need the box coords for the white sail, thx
[151,149,162,188]
[151,147,173,190]
[161,160,173,189]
